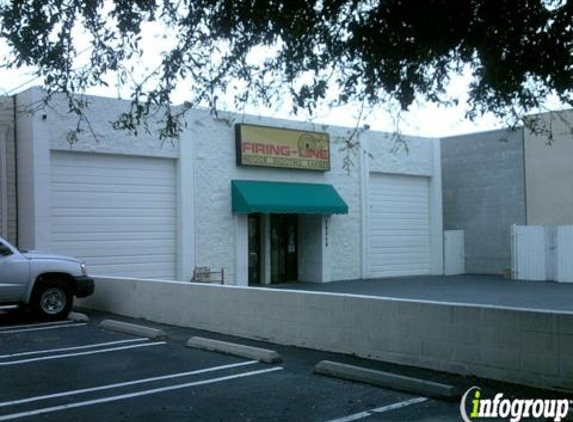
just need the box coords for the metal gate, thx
[556,226,573,282]
[511,224,573,282]
[444,230,465,275]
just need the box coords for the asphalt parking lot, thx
[0,310,565,422]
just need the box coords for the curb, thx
[186,336,282,364]
[99,319,167,340]
[68,312,89,322]
[314,360,458,400]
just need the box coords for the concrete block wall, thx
[187,109,364,284]
[42,92,180,159]
[80,276,573,392]
[364,134,443,276]
[441,129,526,274]
[298,214,323,282]
[188,109,442,284]
[12,89,189,277]
[11,88,442,283]
[0,96,17,244]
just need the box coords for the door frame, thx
[248,213,262,285]
[270,214,298,284]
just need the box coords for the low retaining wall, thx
[79,276,573,392]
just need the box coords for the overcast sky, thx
[0,35,565,138]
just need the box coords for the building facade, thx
[0,96,17,246]
[0,88,444,285]
[441,109,573,275]
[441,128,527,274]
[524,110,573,226]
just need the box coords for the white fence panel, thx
[511,225,547,281]
[512,225,573,282]
[444,230,465,275]
[556,226,573,283]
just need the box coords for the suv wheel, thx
[31,280,73,320]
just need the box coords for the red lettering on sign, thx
[300,148,328,159]
[242,141,327,161]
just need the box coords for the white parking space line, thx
[0,360,259,409]
[0,320,72,331]
[0,338,149,359]
[0,341,166,366]
[0,366,283,421]
[0,323,86,335]
[322,397,429,422]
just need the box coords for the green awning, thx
[232,180,348,215]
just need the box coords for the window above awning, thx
[231,180,348,215]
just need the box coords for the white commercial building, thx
[0,88,443,285]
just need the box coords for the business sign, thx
[235,124,330,171]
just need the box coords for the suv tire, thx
[31,280,73,321]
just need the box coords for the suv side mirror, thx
[0,243,13,256]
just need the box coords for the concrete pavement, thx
[269,274,573,312]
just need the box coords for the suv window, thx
[0,242,13,256]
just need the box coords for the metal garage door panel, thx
[368,173,431,277]
[50,151,177,279]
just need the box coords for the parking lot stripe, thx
[321,397,428,422]
[0,341,166,366]
[0,338,148,359]
[0,323,86,335]
[0,366,283,421]
[0,320,72,331]
[0,360,259,409]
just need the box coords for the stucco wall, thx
[441,129,526,274]
[80,276,573,392]
[525,110,573,225]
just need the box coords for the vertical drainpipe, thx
[192,128,198,268]
[0,114,7,238]
[521,126,528,225]
[359,132,369,280]
[12,94,19,247]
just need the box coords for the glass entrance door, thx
[271,214,298,284]
[248,214,261,285]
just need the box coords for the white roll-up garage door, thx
[50,151,177,279]
[368,173,431,277]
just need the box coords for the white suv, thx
[0,237,94,320]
